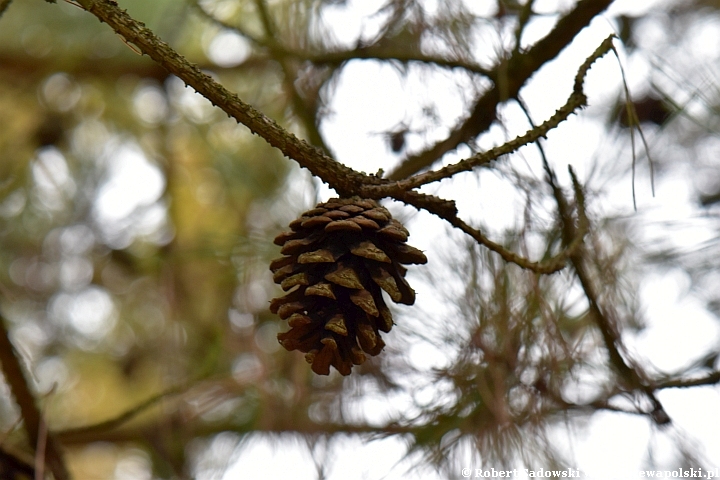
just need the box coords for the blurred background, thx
[0,0,719,478]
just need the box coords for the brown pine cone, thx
[269,197,427,375]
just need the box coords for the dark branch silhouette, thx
[0,315,69,480]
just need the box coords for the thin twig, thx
[655,371,720,390]
[444,214,585,274]
[393,183,587,274]
[193,0,485,74]
[56,385,184,442]
[34,416,47,480]
[196,0,491,78]
[189,0,263,44]
[573,256,670,424]
[193,0,487,153]
[305,49,492,76]
[512,0,537,57]
[613,44,656,207]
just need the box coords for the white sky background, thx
[84,0,720,477]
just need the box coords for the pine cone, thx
[270,197,427,375]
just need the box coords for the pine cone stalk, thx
[269,197,427,375]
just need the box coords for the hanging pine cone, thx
[269,197,427,376]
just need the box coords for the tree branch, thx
[387,0,615,180]
[546,165,670,425]
[0,49,280,83]
[0,314,69,480]
[304,48,492,76]
[56,386,184,442]
[655,371,720,390]
[57,414,412,446]
[189,0,263,44]
[444,210,584,275]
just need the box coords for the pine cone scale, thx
[301,215,333,228]
[325,315,349,336]
[298,249,337,263]
[305,282,336,299]
[350,216,380,229]
[326,220,362,233]
[349,289,379,316]
[287,313,312,327]
[324,264,364,289]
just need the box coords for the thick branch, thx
[388,0,615,180]
[0,315,69,480]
